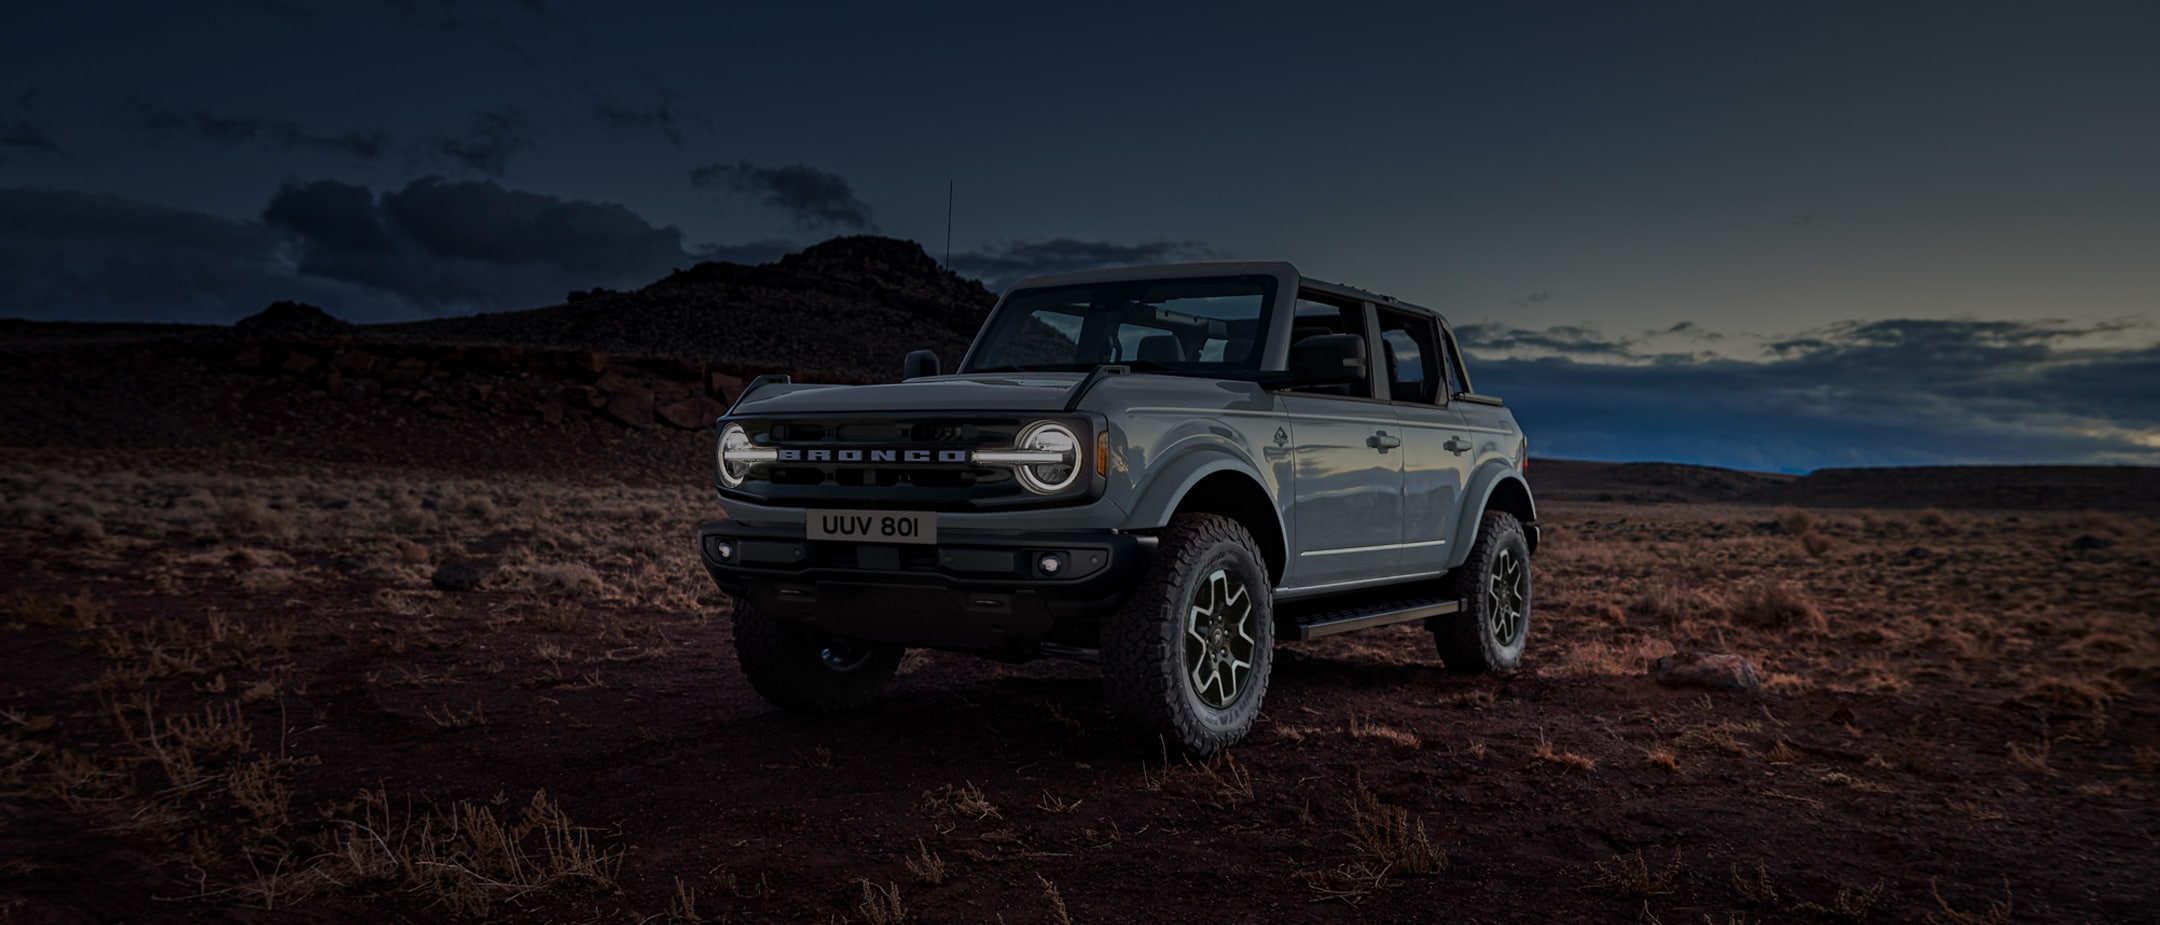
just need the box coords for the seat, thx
[1137,334,1186,364]
[1289,333,1368,397]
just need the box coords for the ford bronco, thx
[697,261,1537,753]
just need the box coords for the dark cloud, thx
[267,176,695,310]
[594,102,702,146]
[690,160,874,231]
[3,180,785,322]
[1457,323,1640,358]
[260,179,396,255]
[424,109,534,177]
[0,187,333,322]
[0,121,62,160]
[949,238,1222,290]
[1464,319,2160,469]
[141,109,391,160]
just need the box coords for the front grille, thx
[728,415,1059,507]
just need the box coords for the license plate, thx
[806,509,938,545]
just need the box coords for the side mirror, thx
[1288,333,1368,384]
[903,349,941,379]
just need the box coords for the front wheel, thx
[1101,514,1275,756]
[1430,511,1532,673]
[730,596,903,712]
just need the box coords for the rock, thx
[604,390,653,428]
[653,379,694,402]
[657,395,727,430]
[383,358,427,384]
[709,371,742,402]
[541,402,565,425]
[233,345,264,369]
[430,561,487,592]
[593,369,642,394]
[279,351,320,374]
[235,300,350,337]
[2070,534,2112,551]
[334,350,384,374]
[1650,652,1763,693]
[473,383,493,401]
[1903,546,1932,559]
[568,351,609,376]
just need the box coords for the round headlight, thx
[717,423,756,487]
[1014,421,1080,493]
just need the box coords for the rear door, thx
[1375,306,1474,574]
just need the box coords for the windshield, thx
[961,275,1278,374]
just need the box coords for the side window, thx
[1288,294,1371,399]
[1376,310,1441,404]
[1441,334,1469,397]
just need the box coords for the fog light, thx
[1037,553,1063,576]
[714,540,736,561]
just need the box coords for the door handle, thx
[1443,436,1471,455]
[1367,431,1402,451]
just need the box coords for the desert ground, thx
[3,442,2155,924]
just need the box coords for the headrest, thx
[1137,334,1186,364]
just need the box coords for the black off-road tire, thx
[1101,513,1274,756]
[730,596,903,713]
[1430,511,1532,673]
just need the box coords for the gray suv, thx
[697,261,1537,753]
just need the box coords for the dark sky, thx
[3,1,2156,470]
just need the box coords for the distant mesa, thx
[235,300,351,338]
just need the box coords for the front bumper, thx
[696,520,1155,652]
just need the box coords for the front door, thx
[1279,394,1405,587]
[1278,294,1404,588]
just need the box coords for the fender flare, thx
[1445,462,1538,570]
[1122,447,1289,576]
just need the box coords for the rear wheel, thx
[1430,511,1532,673]
[1102,514,1274,756]
[731,596,903,712]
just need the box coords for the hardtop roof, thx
[1004,261,1443,320]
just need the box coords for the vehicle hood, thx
[728,373,1088,416]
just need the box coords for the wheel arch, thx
[1446,464,1538,570]
[1127,457,1288,586]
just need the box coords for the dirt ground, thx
[2,448,2156,923]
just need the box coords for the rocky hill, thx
[368,236,997,382]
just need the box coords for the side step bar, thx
[1293,597,1461,641]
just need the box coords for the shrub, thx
[1730,580,1826,633]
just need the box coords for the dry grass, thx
[1530,730,1597,771]
[1729,580,1827,633]
[1345,778,1446,876]
[1038,874,1072,925]
[921,781,1000,820]
[903,839,947,885]
[2007,738,2057,777]
[1645,747,1680,772]
[313,788,622,917]
[1731,860,1778,905]
[2021,673,2127,710]
[1347,711,1421,748]
[1794,877,1886,921]
[856,879,906,924]
[1773,506,1817,534]
[1593,848,1684,898]
[1929,877,2014,925]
